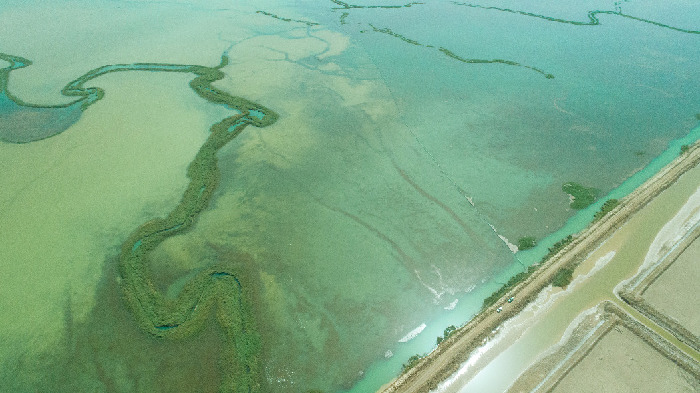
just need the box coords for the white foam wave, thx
[498,235,519,253]
[444,298,459,310]
[399,323,427,343]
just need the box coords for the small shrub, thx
[544,235,573,261]
[680,144,690,154]
[401,354,424,372]
[480,234,574,311]
[437,325,457,345]
[482,264,539,310]
[593,199,619,222]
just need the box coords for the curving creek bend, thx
[1,52,277,392]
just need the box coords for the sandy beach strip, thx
[378,142,700,393]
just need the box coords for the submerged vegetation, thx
[366,23,555,78]
[562,182,599,209]
[517,236,537,250]
[331,0,422,10]
[438,47,554,78]
[452,2,700,34]
[256,10,319,26]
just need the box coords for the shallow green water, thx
[0,0,698,392]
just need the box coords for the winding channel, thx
[1,52,278,392]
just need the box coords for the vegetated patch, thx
[551,266,575,288]
[517,236,537,250]
[593,199,619,222]
[436,325,457,345]
[562,182,599,209]
[543,235,573,261]
[402,354,425,373]
[481,234,575,310]
[680,144,690,155]
[482,264,538,310]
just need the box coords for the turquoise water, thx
[0,0,698,392]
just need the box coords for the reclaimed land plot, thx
[507,301,700,393]
[619,227,700,352]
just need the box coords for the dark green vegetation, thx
[256,10,319,26]
[370,24,422,46]
[545,235,574,260]
[438,48,555,78]
[593,199,620,222]
[680,144,690,154]
[118,59,277,393]
[482,234,574,309]
[551,266,575,288]
[482,264,539,309]
[452,2,700,34]
[366,25,554,78]
[2,52,278,392]
[517,236,537,250]
[436,325,457,345]
[402,354,425,373]
[0,53,85,109]
[562,182,599,210]
[331,0,423,9]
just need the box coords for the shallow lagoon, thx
[0,0,698,392]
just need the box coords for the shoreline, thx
[378,141,700,393]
